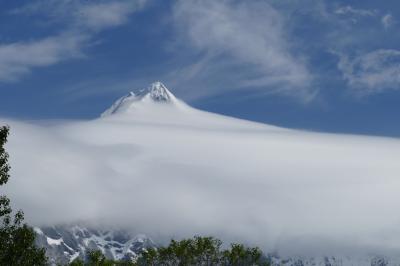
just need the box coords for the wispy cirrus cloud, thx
[334,5,377,17]
[75,1,146,31]
[1,0,147,82]
[170,0,313,100]
[11,0,147,32]
[0,33,86,82]
[336,49,400,94]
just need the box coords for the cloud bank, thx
[2,102,400,257]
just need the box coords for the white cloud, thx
[382,14,395,29]
[335,6,377,17]
[171,0,313,99]
[11,0,146,30]
[336,49,400,94]
[76,3,131,30]
[3,102,400,257]
[0,33,86,82]
[73,0,147,31]
[1,0,146,82]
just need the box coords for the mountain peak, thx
[101,82,181,117]
[146,81,172,102]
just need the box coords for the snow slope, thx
[2,82,400,262]
[35,225,154,265]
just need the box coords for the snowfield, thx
[2,82,400,259]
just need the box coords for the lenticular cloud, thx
[2,82,400,257]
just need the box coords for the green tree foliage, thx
[70,250,137,266]
[221,244,264,266]
[69,236,269,266]
[136,236,269,266]
[0,126,10,186]
[86,250,115,266]
[0,126,48,265]
[69,258,85,266]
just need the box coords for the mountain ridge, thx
[35,225,396,266]
[35,225,155,265]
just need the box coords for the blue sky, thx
[1,0,400,137]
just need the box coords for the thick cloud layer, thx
[2,104,400,257]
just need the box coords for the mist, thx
[2,107,400,257]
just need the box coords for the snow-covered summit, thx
[144,81,175,102]
[99,81,277,130]
[101,82,182,117]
